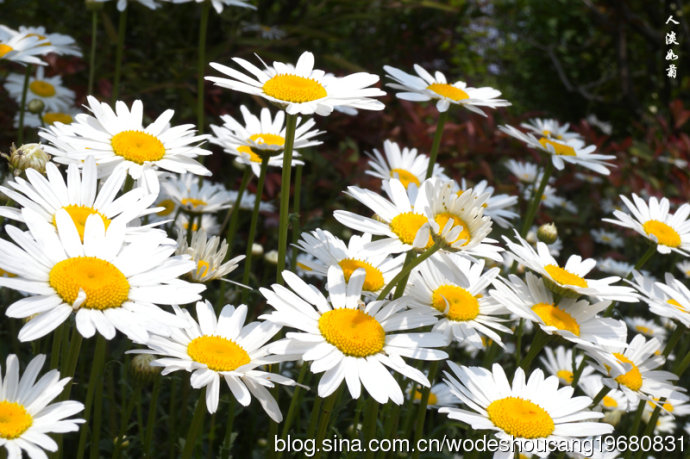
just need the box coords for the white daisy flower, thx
[132,300,295,420]
[523,184,568,209]
[295,229,403,296]
[165,0,255,14]
[676,260,690,279]
[39,96,211,179]
[439,362,613,459]
[162,173,233,214]
[17,25,81,56]
[208,105,321,176]
[585,334,682,406]
[383,64,510,115]
[503,232,638,302]
[260,268,448,404]
[0,157,158,242]
[176,229,244,283]
[406,254,510,348]
[644,390,690,418]
[578,375,629,412]
[505,159,539,184]
[0,25,49,66]
[629,271,690,328]
[596,258,635,277]
[454,178,518,228]
[540,346,595,386]
[240,23,287,40]
[623,317,667,340]
[13,106,81,129]
[490,273,627,349]
[295,252,320,278]
[90,0,161,11]
[0,354,85,458]
[0,209,204,342]
[590,228,625,248]
[411,382,457,408]
[602,193,690,255]
[520,118,581,142]
[207,51,385,116]
[5,66,75,113]
[499,124,615,175]
[574,172,604,184]
[365,139,447,190]
[174,213,221,236]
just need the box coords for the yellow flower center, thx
[29,80,56,98]
[602,396,618,408]
[556,369,574,384]
[318,308,385,357]
[181,198,208,209]
[0,401,33,440]
[25,33,50,46]
[634,325,654,335]
[612,353,643,391]
[431,285,480,321]
[648,398,674,412]
[182,222,199,232]
[196,260,210,278]
[413,390,438,405]
[426,83,469,101]
[486,396,555,439]
[531,302,581,336]
[236,133,286,162]
[0,44,14,58]
[434,212,470,246]
[49,257,129,310]
[297,262,312,271]
[389,212,431,247]
[338,258,385,292]
[0,268,16,278]
[544,264,588,288]
[538,137,576,156]
[156,199,175,216]
[43,112,73,125]
[262,74,327,103]
[111,130,166,165]
[53,205,111,242]
[187,335,251,372]
[390,168,420,189]
[668,298,688,313]
[642,220,681,247]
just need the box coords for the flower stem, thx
[425,110,449,179]
[589,386,611,408]
[290,163,304,269]
[277,363,309,457]
[520,160,554,237]
[276,114,298,284]
[362,398,379,459]
[313,389,341,459]
[111,8,127,105]
[663,323,683,357]
[144,376,162,458]
[673,349,690,376]
[77,336,107,459]
[181,391,207,459]
[241,155,269,302]
[17,65,32,145]
[519,328,552,371]
[305,395,322,439]
[377,244,441,300]
[222,167,252,247]
[88,10,98,96]
[196,0,210,135]
[50,322,67,370]
[570,354,588,388]
[220,396,237,459]
[61,327,84,396]
[410,361,440,459]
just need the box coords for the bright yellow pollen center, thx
[262,74,327,103]
[183,222,199,232]
[318,308,385,357]
[0,268,16,278]
[668,298,688,313]
[431,285,480,321]
[187,335,250,371]
[635,325,653,335]
[181,198,208,209]
[49,257,129,310]
[612,353,643,391]
[556,369,574,384]
[43,112,73,125]
[487,397,555,439]
[156,199,175,216]
[338,258,385,292]
[642,220,681,247]
[390,168,420,189]
[389,212,431,246]
[602,396,618,408]
[0,401,33,439]
[544,264,588,288]
[426,83,469,101]
[53,205,111,242]
[531,302,581,336]
[0,44,13,58]
[196,260,210,278]
[434,212,470,245]
[648,398,674,412]
[297,262,312,271]
[538,137,576,156]
[29,80,56,97]
[413,390,438,405]
[111,130,166,165]
[236,133,286,162]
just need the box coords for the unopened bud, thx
[264,249,278,265]
[252,243,263,256]
[537,222,558,244]
[130,354,161,382]
[2,143,51,176]
[27,99,45,114]
[85,0,104,11]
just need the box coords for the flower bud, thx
[2,143,51,176]
[130,354,161,382]
[264,249,278,265]
[27,99,45,114]
[537,222,558,244]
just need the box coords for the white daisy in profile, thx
[490,272,627,348]
[523,184,568,210]
[629,271,689,328]
[596,258,635,277]
[590,228,624,248]
[295,252,320,278]
[0,157,157,242]
[540,346,595,386]
[0,25,49,65]
[411,383,457,408]
[208,51,385,116]
[520,118,581,142]
[176,229,244,283]
[505,159,540,184]
[503,232,638,302]
[383,64,510,115]
[132,300,295,420]
[365,139,447,190]
[90,0,161,12]
[5,66,75,113]
[644,391,690,420]
[499,124,615,175]
[40,96,211,179]
[261,268,448,404]
[162,173,233,214]
[676,260,690,279]
[406,255,509,348]
[166,0,255,14]
[602,193,690,255]
[439,362,613,459]
[17,25,82,56]
[578,375,629,413]
[454,178,518,228]
[0,354,85,458]
[241,23,287,40]
[209,105,321,176]
[623,317,667,340]
[294,229,403,295]
[175,213,221,236]
[574,172,604,185]
[585,334,682,406]
[13,106,81,129]
[0,209,204,342]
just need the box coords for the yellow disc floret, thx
[318,308,385,357]
[413,389,438,406]
[196,260,210,279]
[187,335,251,372]
[426,83,469,101]
[156,199,175,216]
[43,112,73,125]
[642,220,681,248]
[487,396,555,439]
[111,130,166,164]
[262,74,327,103]
[556,370,574,384]
[29,80,56,97]
[237,133,286,162]
[531,302,581,336]
[431,284,480,321]
[0,44,14,58]
[0,401,33,440]
[53,204,111,242]
[544,264,588,288]
[434,212,470,246]
[49,257,130,310]
[602,396,618,409]
[538,138,576,156]
[390,168,420,189]
[389,212,431,247]
[612,353,643,391]
[338,258,385,292]
[181,198,208,209]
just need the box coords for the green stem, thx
[589,386,611,408]
[425,110,449,179]
[570,355,588,388]
[362,398,379,459]
[313,389,341,459]
[351,395,365,439]
[520,160,554,237]
[278,363,309,445]
[305,396,322,439]
[605,244,656,317]
[17,65,32,145]
[61,328,84,393]
[196,1,210,135]
[221,396,237,459]
[181,391,207,459]
[276,114,298,284]
[144,376,162,458]
[377,244,442,300]
[111,8,127,105]
[519,328,552,371]
[167,377,180,458]
[49,323,66,371]
[514,319,524,363]
[624,400,646,459]
[222,167,252,247]
[290,164,303,270]
[88,10,98,96]
[410,361,440,459]
[673,349,690,376]
[663,324,683,357]
[393,251,416,298]
[113,378,141,459]
[76,337,106,459]
[241,155,269,302]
